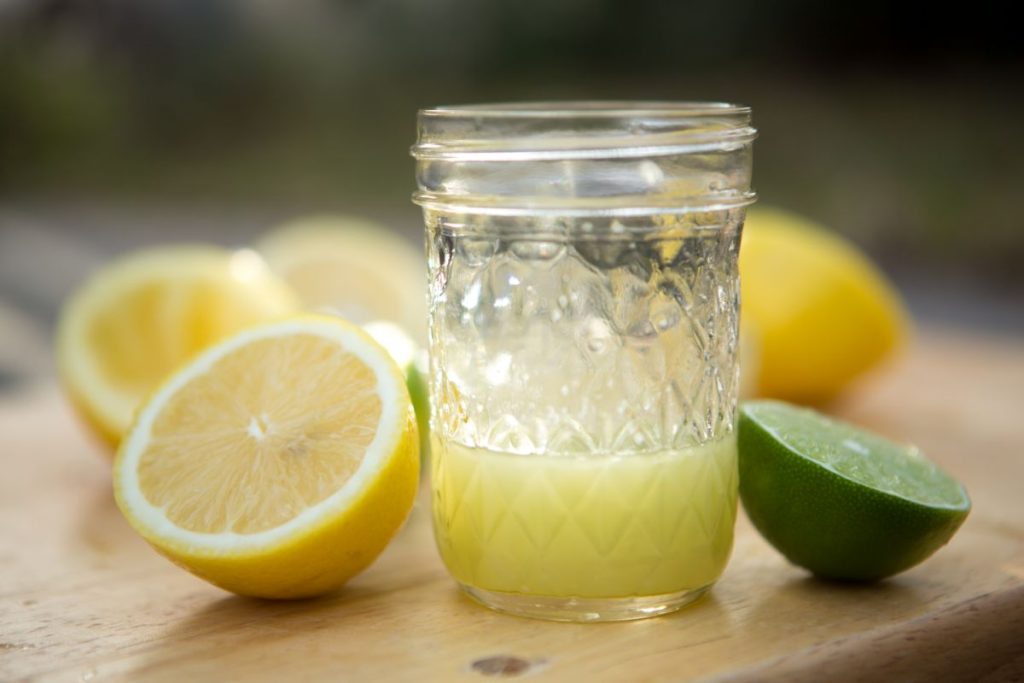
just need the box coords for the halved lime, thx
[738,400,970,580]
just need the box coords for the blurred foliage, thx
[1,0,1022,281]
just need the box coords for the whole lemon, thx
[740,208,909,403]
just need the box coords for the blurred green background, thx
[1,0,1022,385]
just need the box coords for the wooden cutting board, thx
[2,328,1023,682]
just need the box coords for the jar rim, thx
[419,100,750,119]
[412,100,756,161]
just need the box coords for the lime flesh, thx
[738,400,970,581]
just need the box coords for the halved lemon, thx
[364,320,431,461]
[57,246,299,446]
[113,315,420,598]
[256,215,427,344]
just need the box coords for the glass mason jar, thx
[412,102,756,622]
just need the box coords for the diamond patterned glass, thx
[413,102,755,620]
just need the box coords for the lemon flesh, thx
[114,315,420,598]
[57,246,299,446]
[257,216,427,344]
[740,208,909,402]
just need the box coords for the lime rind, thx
[745,401,969,510]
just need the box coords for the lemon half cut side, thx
[113,315,420,598]
[57,246,299,446]
[257,216,427,344]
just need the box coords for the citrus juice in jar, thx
[432,437,737,600]
[412,101,756,621]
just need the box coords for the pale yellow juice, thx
[431,436,738,599]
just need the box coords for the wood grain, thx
[2,327,1022,683]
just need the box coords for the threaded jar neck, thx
[412,101,756,217]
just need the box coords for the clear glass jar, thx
[412,102,756,622]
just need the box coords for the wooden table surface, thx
[2,328,1023,683]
